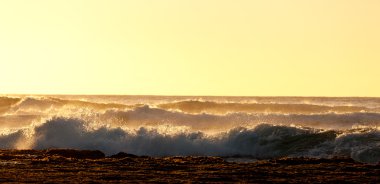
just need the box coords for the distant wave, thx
[2,97,380,130]
[0,97,21,115]
[3,97,380,116]
[101,106,380,130]
[158,100,379,114]
[1,96,128,115]
[0,117,379,164]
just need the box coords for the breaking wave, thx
[0,117,379,164]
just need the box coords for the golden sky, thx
[1,0,379,96]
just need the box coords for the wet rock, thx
[274,157,356,165]
[0,154,17,160]
[109,152,138,158]
[0,149,379,183]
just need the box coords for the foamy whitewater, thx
[1,95,380,163]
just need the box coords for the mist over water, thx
[0,95,380,163]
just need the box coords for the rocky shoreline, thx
[0,149,379,183]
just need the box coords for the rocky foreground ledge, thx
[0,149,379,183]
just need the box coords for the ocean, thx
[0,95,379,163]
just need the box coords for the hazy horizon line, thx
[1,93,380,98]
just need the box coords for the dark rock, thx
[45,149,105,159]
[109,152,138,158]
[0,154,17,160]
[331,156,356,163]
[274,157,358,165]
[0,149,379,183]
